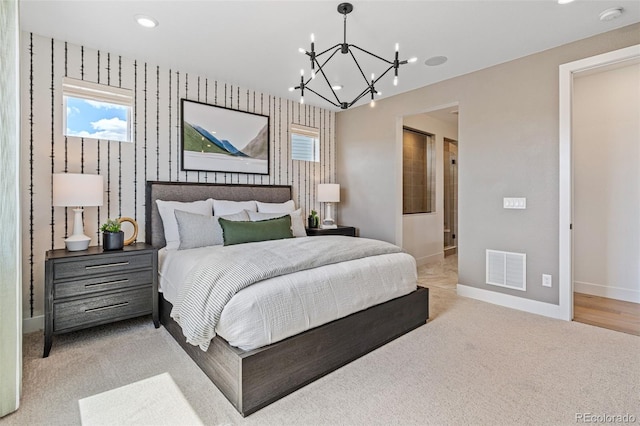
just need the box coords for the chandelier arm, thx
[348,88,373,108]
[349,45,395,65]
[372,65,395,85]
[315,43,342,58]
[305,86,342,108]
[347,49,373,87]
[314,47,342,74]
[314,58,343,104]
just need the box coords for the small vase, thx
[103,231,124,251]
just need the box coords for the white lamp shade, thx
[53,173,104,207]
[318,183,340,203]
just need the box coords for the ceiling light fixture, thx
[557,0,575,5]
[290,3,416,109]
[135,14,158,28]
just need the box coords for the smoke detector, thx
[599,7,624,22]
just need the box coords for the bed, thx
[145,181,429,416]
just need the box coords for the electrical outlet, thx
[542,274,552,288]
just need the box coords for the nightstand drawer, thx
[54,286,153,332]
[54,270,153,299]
[53,253,153,280]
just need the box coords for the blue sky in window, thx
[66,97,129,142]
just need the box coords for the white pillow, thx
[212,199,257,216]
[256,199,295,213]
[247,209,307,237]
[156,199,213,250]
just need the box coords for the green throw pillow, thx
[219,216,294,246]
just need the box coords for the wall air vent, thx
[486,249,526,291]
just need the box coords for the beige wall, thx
[401,114,458,265]
[573,62,640,303]
[0,0,22,417]
[336,23,640,305]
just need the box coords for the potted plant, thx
[100,218,124,251]
[308,210,319,228]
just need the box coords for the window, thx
[403,127,435,214]
[62,77,133,142]
[290,123,320,162]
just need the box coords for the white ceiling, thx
[20,0,640,111]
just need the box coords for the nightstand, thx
[43,243,158,357]
[306,225,356,237]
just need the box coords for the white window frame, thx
[62,77,134,142]
[290,123,320,162]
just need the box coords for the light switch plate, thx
[504,197,526,209]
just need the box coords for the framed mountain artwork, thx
[181,99,269,175]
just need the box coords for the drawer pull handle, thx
[85,301,129,313]
[85,279,129,288]
[85,261,129,270]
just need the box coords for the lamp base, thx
[65,234,91,251]
[321,223,338,229]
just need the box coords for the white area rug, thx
[78,372,203,426]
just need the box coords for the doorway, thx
[443,138,458,257]
[558,44,640,326]
[571,60,640,335]
[399,105,459,290]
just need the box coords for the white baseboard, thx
[415,252,444,267]
[23,315,44,334]
[457,284,565,320]
[574,281,640,304]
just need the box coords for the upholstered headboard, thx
[145,181,292,248]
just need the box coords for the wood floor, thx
[574,292,640,336]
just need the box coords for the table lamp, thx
[53,173,104,251]
[318,183,340,229]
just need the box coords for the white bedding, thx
[158,238,417,351]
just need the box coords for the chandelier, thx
[290,2,417,109]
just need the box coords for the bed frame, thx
[146,181,429,416]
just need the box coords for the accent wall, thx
[21,32,336,328]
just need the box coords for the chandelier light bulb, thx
[288,87,295,92]
[371,73,375,81]
[393,76,398,86]
[395,43,399,52]
[300,96,305,104]
[300,69,305,76]
[408,57,418,63]
[376,91,382,96]
[370,99,375,108]
[311,70,316,79]
[298,48,306,54]
[311,33,315,42]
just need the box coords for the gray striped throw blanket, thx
[171,236,403,350]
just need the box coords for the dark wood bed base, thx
[160,290,428,416]
[146,181,429,416]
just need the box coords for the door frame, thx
[558,44,640,321]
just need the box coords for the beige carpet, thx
[3,284,639,425]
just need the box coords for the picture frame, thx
[181,99,269,175]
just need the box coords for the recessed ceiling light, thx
[424,56,448,67]
[557,0,575,4]
[599,7,624,21]
[135,14,158,28]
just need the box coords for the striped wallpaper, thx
[21,32,336,320]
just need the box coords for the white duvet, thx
[159,238,417,351]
